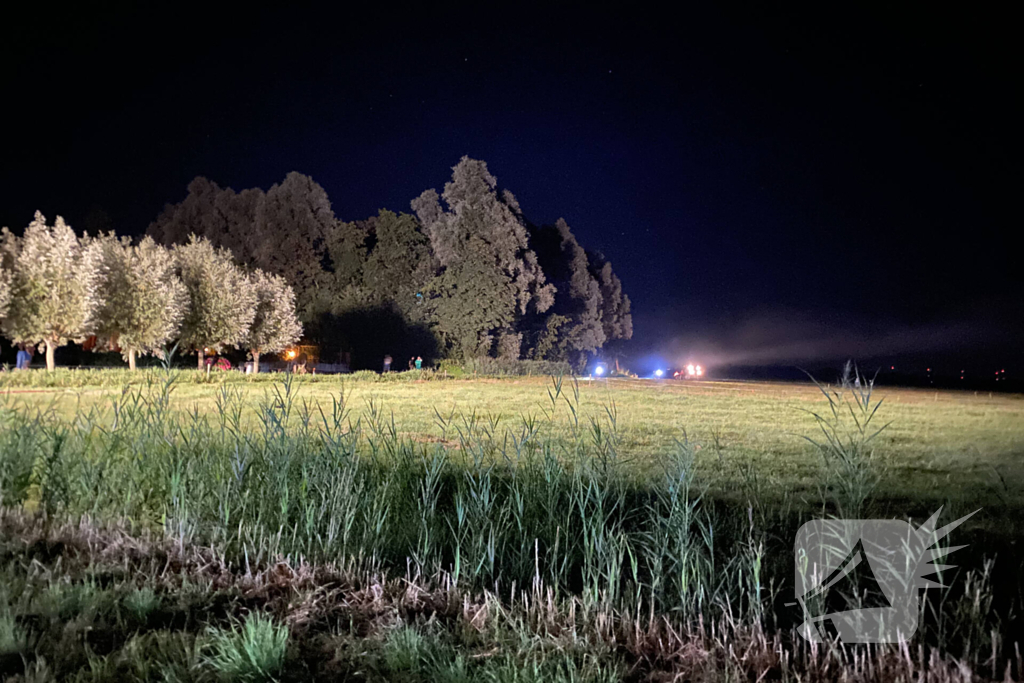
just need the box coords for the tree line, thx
[0,213,301,371]
[146,157,631,368]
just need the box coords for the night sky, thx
[3,5,1019,377]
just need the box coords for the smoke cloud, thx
[662,308,1007,370]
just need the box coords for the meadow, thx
[2,369,1021,507]
[1,369,1021,681]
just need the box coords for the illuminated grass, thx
[2,372,1021,506]
[0,372,1019,680]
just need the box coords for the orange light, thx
[286,350,297,359]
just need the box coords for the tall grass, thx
[200,613,289,682]
[803,362,887,518]
[0,373,759,625]
[0,370,1012,679]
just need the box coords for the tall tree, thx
[148,173,335,322]
[243,270,303,373]
[93,234,187,370]
[540,219,606,362]
[590,256,632,343]
[0,212,101,371]
[362,210,434,317]
[412,157,554,357]
[257,172,336,319]
[321,215,370,314]
[175,236,256,368]
[147,177,226,246]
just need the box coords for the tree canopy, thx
[147,173,336,320]
[92,234,188,369]
[412,157,555,358]
[145,157,631,368]
[0,212,101,370]
[243,269,303,372]
[175,236,257,368]
[0,215,305,371]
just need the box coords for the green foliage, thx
[591,258,631,342]
[455,357,573,377]
[92,234,187,365]
[258,173,336,319]
[0,212,101,369]
[122,586,161,623]
[0,264,10,320]
[424,260,518,358]
[141,161,629,365]
[321,215,370,313]
[147,174,336,322]
[528,314,569,362]
[382,625,428,673]
[804,363,887,517]
[413,158,555,359]
[243,269,303,367]
[0,377,751,620]
[0,376,1015,680]
[527,220,605,363]
[0,606,26,656]
[200,613,289,682]
[363,210,435,317]
[175,236,256,359]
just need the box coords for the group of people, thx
[382,354,423,372]
[13,343,35,370]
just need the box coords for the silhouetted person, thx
[15,343,31,370]
[383,354,392,372]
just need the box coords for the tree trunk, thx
[128,348,137,371]
[252,350,260,375]
[45,340,56,372]
[197,348,205,370]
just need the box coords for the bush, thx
[347,369,380,382]
[442,357,572,377]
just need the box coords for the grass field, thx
[1,370,1021,681]
[3,371,1022,508]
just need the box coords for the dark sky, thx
[3,5,1019,374]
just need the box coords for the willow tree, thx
[0,265,10,320]
[93,234,187,370]
[175,236,256,368]
[243,269,302,373]
[0,212,100,371]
